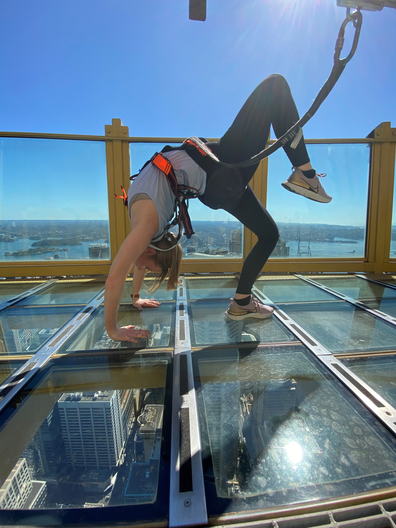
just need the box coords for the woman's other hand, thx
[108,325,150,343]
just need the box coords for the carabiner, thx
[334,8,363,65]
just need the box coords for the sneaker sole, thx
[281,181,332,204]
[225,309,273,321]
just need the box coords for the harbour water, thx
[0,238,109,262]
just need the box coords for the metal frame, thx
[0,288,105,412]
[1,122,396,278]
[252,286,396,438]
[0,278,59,312]
[296,274,396,327]
[169,277,207,527]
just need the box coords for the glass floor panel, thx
[0,306,81,356]
[186,277,239,300]
[0,360,25,385]
[364,299,396,319]
[64,304,175,352]
[121,279,176,303]
[376,275,396,287]
[0,282,44,304]
[340,354,396,409]
[279,301,396,354]
[189,300,296,347]
[17,280,105,307]
[254,278,336,303]
[192,346,396,516]
[0,353,171,524]
[312,276,396,301]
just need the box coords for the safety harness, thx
[115,141,207,247]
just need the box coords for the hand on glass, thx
[109,325,150,343]
[132,298,161,310]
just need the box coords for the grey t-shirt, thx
[128,150,207,239]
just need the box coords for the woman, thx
[105,74,331,343]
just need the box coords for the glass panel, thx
[280,301,396,354]
[267,143,369,259]
[65,304,174,352]
[340,355,396,409]
[0,282,43,304]
[377,275,396,287]
[0,353,170,523]
[255,277,335,303]
[186,277,239,300]
[17,281,104,307]
[391,150,396,259]
[189,300,295,346]
[121,279,175,303]
[130,143,243,259]
[312,276,396,301]
[364,299,396,319]
[193,346,396,516]
[0,138,110,262]
[0,306,80,356]
[0,360,25,385]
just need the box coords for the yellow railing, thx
[0,119,395,278]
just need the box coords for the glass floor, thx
[1,274,396,527]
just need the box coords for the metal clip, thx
[334,8,363,65]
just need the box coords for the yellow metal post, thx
[105,119,131,260]
[366,123,396,273]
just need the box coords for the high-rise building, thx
[201,381,241,496]
[0,458,47,510]
[229,229,242,254]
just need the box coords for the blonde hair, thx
[149,233,183,293]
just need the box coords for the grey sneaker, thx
[225,297,274,321]
[281,168,332,203]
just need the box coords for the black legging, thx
[203,74,311,294]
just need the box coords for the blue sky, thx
[0,0,395,224]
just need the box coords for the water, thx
[0,238,108,262]
[283,238,365,259]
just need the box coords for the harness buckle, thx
[151,152,172,175]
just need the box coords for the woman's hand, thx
[132,297,161,310]
[108,325,150,343]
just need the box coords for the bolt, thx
[184,498,191,507]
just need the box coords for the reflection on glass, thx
[254,278,334,303]
[340,355,396,409]
[0,283,43,305]
[17,281,104,306]
[280,301,396,354]
[364,299,396,319]
[267,143,369,259]
[65,304,174,352]
[391,152,396,259]
[377,276,396,287]
[0,306,80,355]
[193,347,396,514]
[129,142,244,260]
[313,276,396,301]
[189,300,294,346]
[0,138,110,262]
[0,354,169,513]
[0,360,24,385]
[121,279,175,303]
[186,278,239,300]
